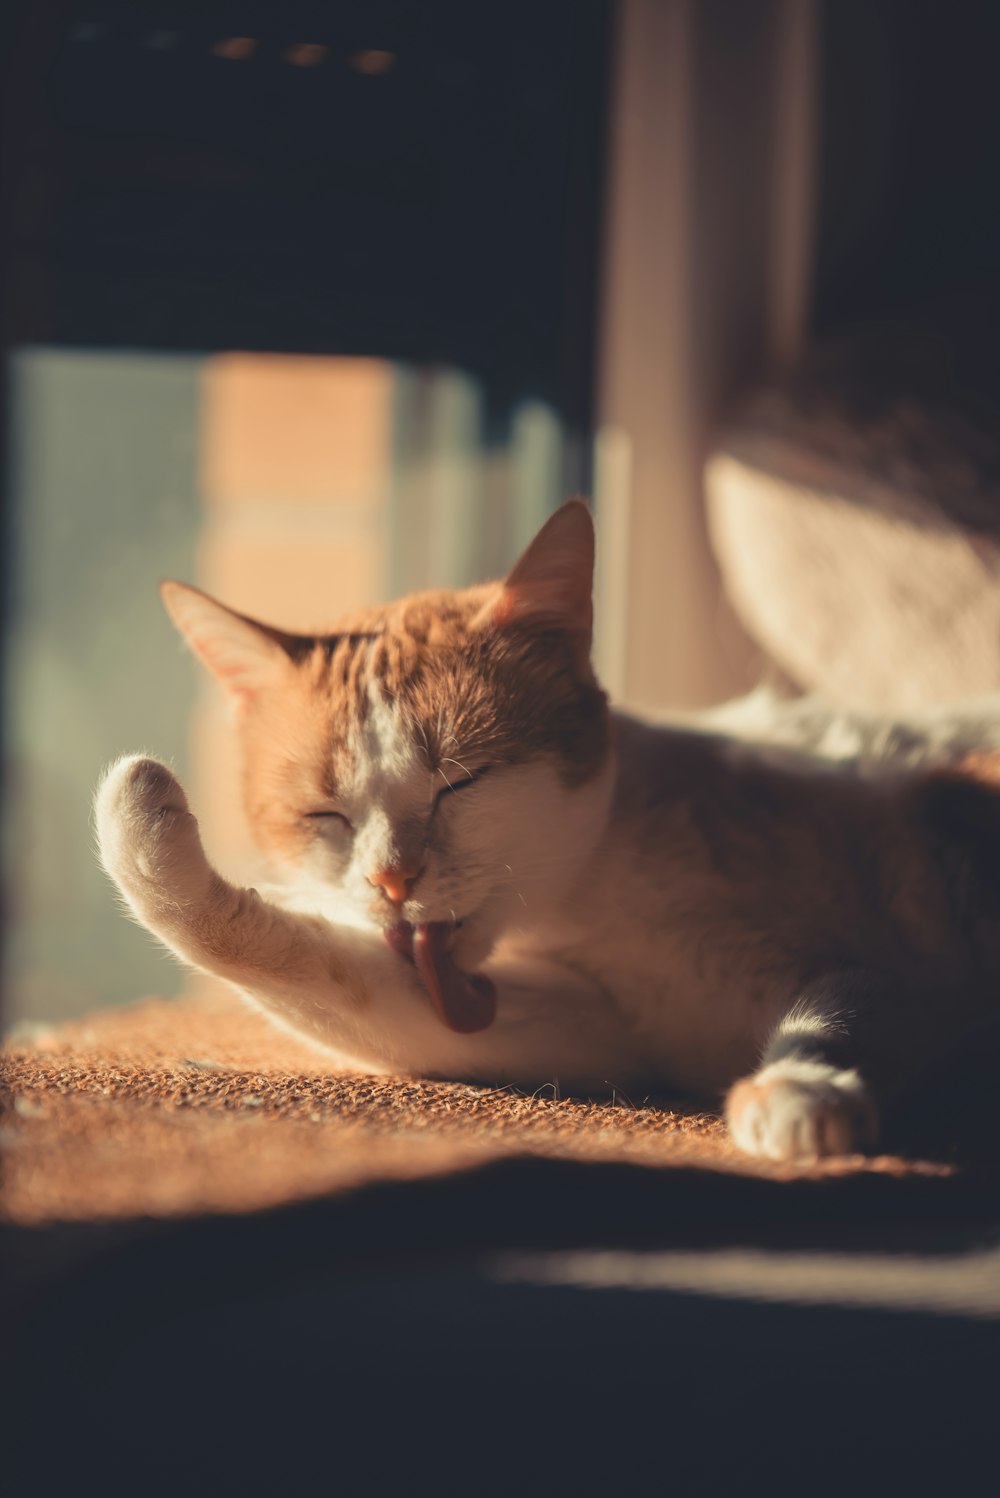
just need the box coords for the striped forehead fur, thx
[267,584,611,795]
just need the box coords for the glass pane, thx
[3,347,567,1028]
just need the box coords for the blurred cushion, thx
[706,332,1000,710]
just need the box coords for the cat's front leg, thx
[94,757,631,1087]
[725,985,880,1162]
[95,755,422,1066]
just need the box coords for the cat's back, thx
[553,707,993,1092]
[585,709,981,993]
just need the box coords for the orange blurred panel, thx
[189,696,258,873]
[198,527,384,631]
[199,355,394,507]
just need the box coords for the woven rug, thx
[1,988,974,1229]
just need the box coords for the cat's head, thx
[161,501,614,997]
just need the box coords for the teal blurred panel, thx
[389,367,485,597]
[387,371,566,600]
[4,349,201,1025]
[511,399,564,554]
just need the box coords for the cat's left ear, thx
[159,580,298,711]
[478,499,595,660]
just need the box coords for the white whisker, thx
[440,756,474,780]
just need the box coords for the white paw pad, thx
[726,1058,878,1161]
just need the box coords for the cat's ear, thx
[160,581,295,709]
[479,499,595,655]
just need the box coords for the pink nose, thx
[368,862,423,906]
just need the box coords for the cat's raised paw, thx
[94,755,205,898]
[725,1057,878,1162]
[97,754,188,823]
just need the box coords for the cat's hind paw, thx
[725,1057,878,1162]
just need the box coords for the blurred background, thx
[3,0,1000,1027]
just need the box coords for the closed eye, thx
[304,810,352,831]
[435,765,492,804]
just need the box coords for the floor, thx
[3,990,999,1495]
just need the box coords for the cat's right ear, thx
[160,581,293,710]
[475,499,596,663]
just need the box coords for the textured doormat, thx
[4,989,990,1230]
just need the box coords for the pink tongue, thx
[412,922,497,1034]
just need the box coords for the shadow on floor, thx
[4,1155,999,1496]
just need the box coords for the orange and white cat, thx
[96,501,1000,1160]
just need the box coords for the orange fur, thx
[239,589,609,864]
[162,504,611,868]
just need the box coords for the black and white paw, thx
[94,755,207,903]
[726,1057,878,1162]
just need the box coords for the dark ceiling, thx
[3,2,612,427]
